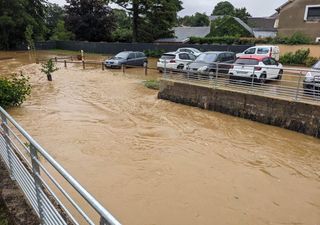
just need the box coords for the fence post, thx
[102,62,105,71]
[164,60,167,78]
[1,114,14,180]
[144,61,148,76]
[55,57,57,62]
[250,67,256,92]
[64,60,67,68]
[82,61,85,70]
[295,71,303,101]
[122,64,125,74]
[30,144,44,224]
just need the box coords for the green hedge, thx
[189,32,316,45]
[144,49,166,58]
[279,49,319,67]
[0,74,31,108]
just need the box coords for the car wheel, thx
[277,70,283,80]
[177,64,184,71]
[259,73,267,84]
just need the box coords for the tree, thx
[0,0,47,49]
[25,25,35,50]
[178,13,209,27]
[41,59,58,81]
[212,1,235,16]
[111,0,182,42]
[45,3,65,38]
[50,20,74,41]
[211,1,251,22]
[65,0,116,42]
[209,16,252,37]
[112,9,132,42]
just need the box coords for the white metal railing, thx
[160,61,320,105]
[0,106,122,225]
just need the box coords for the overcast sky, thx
[48,0,288,17]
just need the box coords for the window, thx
[304,5,320,21]
[128,53,135,59]
[188,54,196,60]
[262,58,271,65]
[257,48,270,54]
[244,48,256,54]
[195,53,218,63]
[235,58,259,65]
[161,54,175,60]
[269,58,278,66]
[179,53,189,60]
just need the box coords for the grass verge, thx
[143,80,160,90]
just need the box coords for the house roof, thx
[155,26,210,43]
[209,15,254,35]
[247,17,277,32]
[276,0,294,12]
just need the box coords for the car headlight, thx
[304,72,314,82]
[198,66,208,72]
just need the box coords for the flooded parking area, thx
[1,51,320,225]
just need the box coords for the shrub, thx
[143,80,160,90]
[305,57,319,67]
[41,59,58,81]
[0,73,31,108]
[144,49,166,58]
[279,49,310,65]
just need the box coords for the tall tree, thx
[0,0,47,49]
[212,1,251,22]
[178,13,210,27]
[65,0,116,42]
[45,3,65,38]
[111,0,182,42]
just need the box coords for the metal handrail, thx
[0,106,122,225]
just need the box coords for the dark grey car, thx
[105,51,147,68]
[186,51,236,77]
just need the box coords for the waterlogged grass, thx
[143,79,160,90]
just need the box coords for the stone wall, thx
[158,80,320,138]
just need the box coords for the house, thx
[154,26,210,43]
[276,0,320,41]
[247,16,277,38]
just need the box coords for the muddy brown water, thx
[1,51,320,225]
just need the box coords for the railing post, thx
[1,114,14,180]
[64,60,67,68]
[250,67,256,92]
[55,57,57,62]
[164,60,167,78]
[30,144,44,224]
[295,71,303,101]
[100,216,112,225]
[82,60,85,70]
[122,64,125,74]
[215,63,219,88]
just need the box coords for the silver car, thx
[303,60,320,95]
[105,51,147,68]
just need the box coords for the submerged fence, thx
[0,107,122,225]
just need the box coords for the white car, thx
[229,56,283,83]
[236,45,280,61]
[176,48,202,57]
[157,52,196,72]
[303,60,320,94]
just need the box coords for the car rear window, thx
[235,58,259,65]
[161,54,175,59]
[195,53,217,63]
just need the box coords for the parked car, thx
[105,51,147,68]
[229,56,283,83]
[303,60,320,95]
[186,51,236,78]
[157,52,196,72]
[175,48,202,57]
[236,46,280,61]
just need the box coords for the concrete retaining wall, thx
[158,80,320,138]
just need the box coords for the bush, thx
[279,48,319,66]
[0,73,31,108]
[143,80,160,90]
[144,49,166,58]
[305,56,319,67]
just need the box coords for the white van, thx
[236,46,280,61]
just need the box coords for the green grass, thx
[143,80,160,90]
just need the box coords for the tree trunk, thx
[132,0,139,42]
[47,74,52,81]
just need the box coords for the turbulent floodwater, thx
[1,51,320,225]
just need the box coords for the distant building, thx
[154,26,210,43]
[247,16,277,38]
[276,0,320,41]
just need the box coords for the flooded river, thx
[1,51,320,225]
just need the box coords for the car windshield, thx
[312,61,320,70]
[195,53,217,63]
[235,58,259,65]
[161,54,175,60]
[191,48,201,53]
[114,52,129,59]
